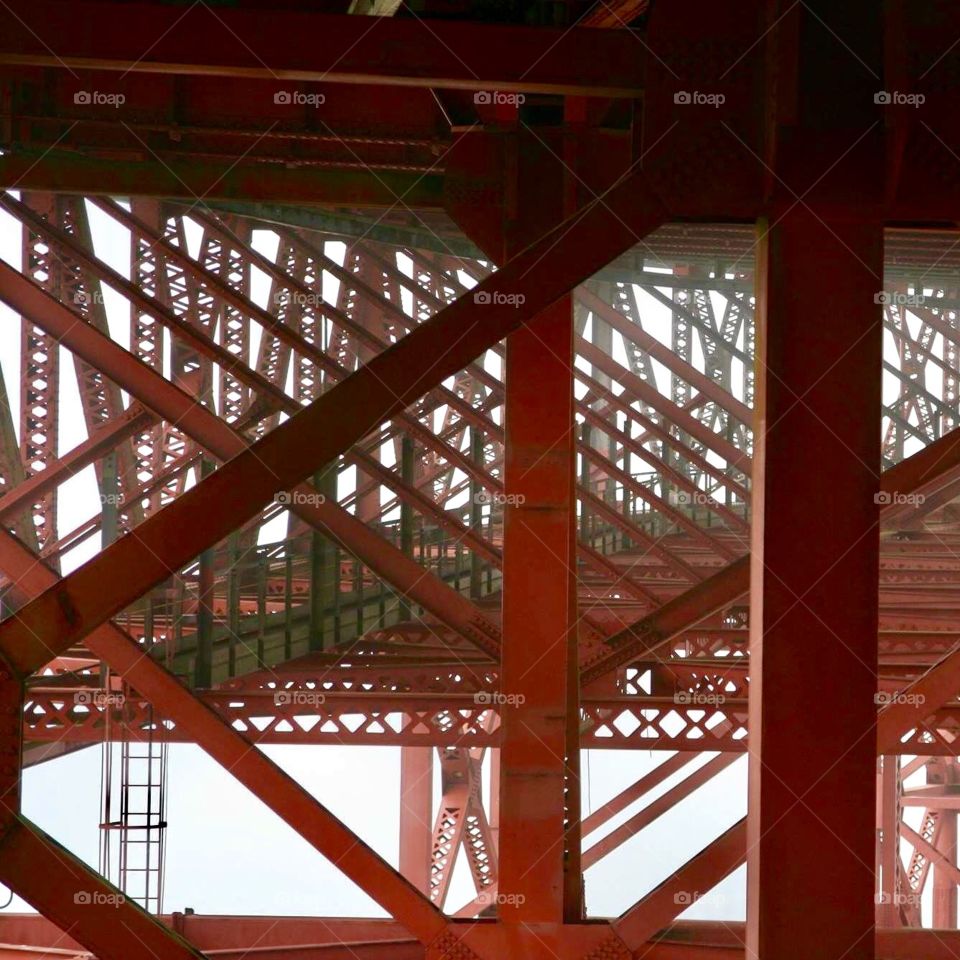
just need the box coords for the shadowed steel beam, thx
[0,153,443,208]
[581,0,650,27]
[0,168,667,675]
[0,0,646,97]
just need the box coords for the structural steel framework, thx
[0,1,959,958]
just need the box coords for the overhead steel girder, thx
[0,168,668,674]
[0,259,504,662]
[0,0,645,97]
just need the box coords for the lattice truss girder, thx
[1,198,958,646]
[427,745,497,912]
[0,198,958,690]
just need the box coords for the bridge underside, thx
[0,2,959,959]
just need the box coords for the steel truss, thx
[1,2,960,959]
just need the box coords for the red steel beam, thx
[0,404,152,523]
[582,0,650,27]
[0,914,421,958]
[497,294,581,924]
[0,0,645,97]
[577,442,741,561]
[576,287,752,426]
[901,821,960,888]
[0,816,206,960]
[0,153,442,209]
[399,748,434,896]
[582,555,751,684]
[583,420,960,685]
[12,191,681,647]
[580,753,697,836]
[347,240,746,551]
[613,818,747,950]
[877,644,960,751]
[95,199,500,497]
[747,128,883,960]
[5,914,960,960]
[577,338,750,475]
[574,371,751,508]
[582,754,740,869]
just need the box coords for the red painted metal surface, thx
[498,294,581,924]
[0,1,646,96]
[747,48,884,960]
[2,1,960,957]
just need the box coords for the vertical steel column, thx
[469,428,484,601]
[934,812,958,928]
[877,756,900,928]
[749,194,882,958]
[101,452,120,547]
[399,747,433,896]
[933,759,959,928]
[19,192,59,557]
[308,465,339,651]
[400,437,415,619]
[194,458,215,688]
[748,7,882,957]
[498,292,580,923]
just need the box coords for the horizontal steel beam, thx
[0,152,443,208]
[0,1,646,96]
